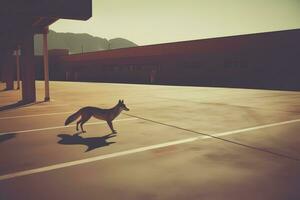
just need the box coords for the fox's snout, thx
[123,105,129,111]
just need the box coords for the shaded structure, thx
[48,29,300,90]
[0,0,92,103]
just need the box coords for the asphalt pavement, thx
[1,81,300,200]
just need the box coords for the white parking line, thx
[0,117,138,136]
[23,104,69,108]
[0,104,70,112]
[202,118,300,139]
[0,112,72,120]
[0,118,299,181]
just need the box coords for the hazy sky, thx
[50,0,300,46]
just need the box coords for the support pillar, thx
[21,31,36,103]
[43,28,50,101]
[0,52,3,82]
[16,46,21,90]
[4,55,14,90]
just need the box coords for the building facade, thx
[37,29,300,90]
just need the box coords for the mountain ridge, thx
[34,30,138,55]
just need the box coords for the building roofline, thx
[69,28,300,56]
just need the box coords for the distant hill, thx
[34,30,138,55]
[108,38,138,49]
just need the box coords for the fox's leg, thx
[76,115,84,131]
[80,114,92,133]
[107,121,116,133]
[76,120,81,131]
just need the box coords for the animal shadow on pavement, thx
[57,133,116,152]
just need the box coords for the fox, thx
[64,100,129,134]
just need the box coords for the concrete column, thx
[4,55,14,90]
[21,31,36,103]
[43,28,50,101]
[16,46,21,90]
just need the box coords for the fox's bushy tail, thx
[65,110,81,126]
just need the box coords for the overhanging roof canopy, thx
[0,0,92,59]
[1,0,92,20]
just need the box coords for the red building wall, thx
[36,29,300,90]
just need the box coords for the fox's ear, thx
[121,100,124,103]
[118,100,121,103]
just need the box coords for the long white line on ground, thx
[0,118,138,136]
[20,104,69,108]
[0,118,299,181]
[0,104,70,112]
[201,118,300,139]
[0,111,72,120]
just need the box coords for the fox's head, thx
[118,100,129,111]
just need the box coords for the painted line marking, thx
[0,118,138,136]
[22,104,70,109]
[0,104,70,112]
[0,137,198,181]
[0,112,72,120]
[202,118,300,139]
[0,118,299,181]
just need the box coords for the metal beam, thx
[43,28,50,101]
